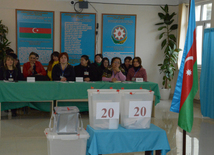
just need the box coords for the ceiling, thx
[82,0,190,5]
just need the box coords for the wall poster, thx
[16,9,54,65]
[102,14,136,63]
[61,12,96,66]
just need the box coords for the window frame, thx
[195,1,212,68]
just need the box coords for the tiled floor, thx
[0,99,214,155]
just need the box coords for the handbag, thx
[49,106,83,134]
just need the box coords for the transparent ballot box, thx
[87,89,117,126]
[88,90,120,129]
[44,128,89,155]
[120,90,154,129]
[50,106,80,134]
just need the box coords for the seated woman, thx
[23,52,47,80]
[96,57,109,81]
[7,52,22,75]
[126,57,147,81]
[52,52,75,81]
[102,57,126,82]
[74,55,97,81]
[92,54,103,67]
[100,57,109,71]
[121,56,132,76]
[47,51,59,81]
[91,54,103,81]
[0,55,24,117]
[0,55,24,81]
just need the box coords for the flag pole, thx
[183,130,186,155]
[182,1,191,155]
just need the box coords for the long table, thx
[0,81,160,118]
[86,124,170,155]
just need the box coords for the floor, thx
[0,99,214,155]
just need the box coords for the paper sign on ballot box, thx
[129,101,152,118]
[96,102,120,119]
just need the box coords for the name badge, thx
[84,71,89,75]
[132,77,136,81]
[8,78,14,82]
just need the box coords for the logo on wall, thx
[111,25,127,44]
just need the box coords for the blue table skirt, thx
[86,124,170,155]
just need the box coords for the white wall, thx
[0,0,178,87]
[212,1,214,27]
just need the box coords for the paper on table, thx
[3,80,14,83]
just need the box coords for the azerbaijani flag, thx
[170,0,198,133]
[19,22,51,39]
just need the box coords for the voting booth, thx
[120,89,154,129]
[87,89,120,129]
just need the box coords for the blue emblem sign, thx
[102,14,136,63]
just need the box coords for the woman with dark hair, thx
[121,56,132,76]
[23,52,47,80]
[96,57,109,81]
[102,57,126,82]
[92,54,103,67]
[0,55,23,81]
[7,52,21,73]
[100,57,109,70]
[74,55,97,81]
[127,57,147,81]
[47,51,59,80]
[52,52,75,81]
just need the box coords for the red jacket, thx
[23,61,46,78]
[127,67,147,81]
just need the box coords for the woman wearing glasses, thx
[102,57,126,82]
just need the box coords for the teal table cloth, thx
[86,124,170,155]
[0,81,160,111]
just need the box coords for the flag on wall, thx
[170,0,198,133]
[19,22,51,39]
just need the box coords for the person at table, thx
[74,55,97,81]
[92,54,103,67]
[91,54,103,81]
[1,48,21,70]
[7,52,22,74]
[0,55,24,117]
[47,51,59,81]
[0,55,24,81]
[121,56,132,76]
[100,57,110,72]
[52,52,75,81]
[23,52,47,80]
[126,57,147,82]
[96,57,109,81]
[102,57,126,82]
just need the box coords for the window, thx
[195,2,212,66]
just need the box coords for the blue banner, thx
[17,10,54,65]
[102,14,136,63]
[61,13,96,66]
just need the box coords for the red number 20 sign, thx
[96,102,120,119]
[129,101,152,118]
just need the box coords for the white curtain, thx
[177,3,189,69]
